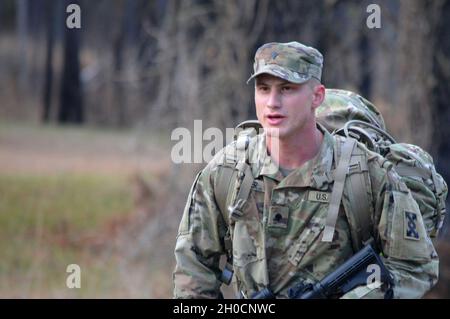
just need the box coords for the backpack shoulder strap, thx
[341,141,375,251]
[214,128,257,221]
[214,128,257,284]
[325,135,375,251]
[323,137,356,242]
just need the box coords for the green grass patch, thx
[0,172,134,297]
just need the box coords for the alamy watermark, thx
[66,4,81,29]
[171,120,237,164]
[66,264,81,289]
[366,4,381,29]
[170,120,280,174]
[366,263,382,289]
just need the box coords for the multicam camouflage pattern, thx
[316,89,447,239]
[385,143,448,237]
[247,42,323,84]
[316,89,386,133]
[173,125,439,299]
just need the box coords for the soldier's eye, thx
[257,86,269,93]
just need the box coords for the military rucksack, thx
[316,89,448,240]
[214,89,447,284]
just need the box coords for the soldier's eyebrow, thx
[255,79,268,86]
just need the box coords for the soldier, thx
[173,41,439,299]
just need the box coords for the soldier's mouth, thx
[266,114,286,125]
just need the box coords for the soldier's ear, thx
[311,83,325,109]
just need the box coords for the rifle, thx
[252,244,394,299]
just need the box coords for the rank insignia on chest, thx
[268,205,289,229]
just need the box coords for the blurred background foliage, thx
[0,0,449,298]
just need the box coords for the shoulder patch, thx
[404,211,420,241]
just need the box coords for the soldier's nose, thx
[267,91,281,109]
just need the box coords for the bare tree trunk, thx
[429,0,450,238]
[58,0,83,124]
[111,0,139,127]
[431,0,450,167]
[112,1,126,127]
[395,0,441,149]
[16,0,28,90]
[368,0,400,123]
[42,0,55,123]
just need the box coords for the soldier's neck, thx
[267,126,324,170]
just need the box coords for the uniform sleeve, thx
[173,163,227,299]
[342,164,439,299]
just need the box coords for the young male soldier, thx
[173,41,438,299]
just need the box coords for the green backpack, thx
[316,89,447,239]
[214,89,448,283]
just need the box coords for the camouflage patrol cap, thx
[247,41,323,84]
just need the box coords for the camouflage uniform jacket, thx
[173,125,439,299]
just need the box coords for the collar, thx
[255,123,335,190]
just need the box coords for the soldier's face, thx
[254,74,323,140]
